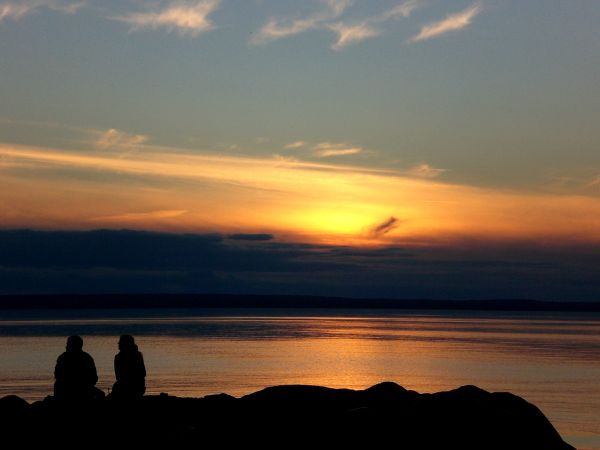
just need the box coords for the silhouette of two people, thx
[54,334,146,402]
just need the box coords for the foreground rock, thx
[0,382,574,449]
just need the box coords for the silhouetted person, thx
[54,335,103,401]
[112,335,146,400]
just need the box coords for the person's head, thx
[118,334,136,352]
[66,335,83,352]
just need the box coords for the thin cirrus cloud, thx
[284,141,308,150]
[1,1,483,48]
[94,128,149,151]
[328,0,422,50]
[407,163,446,179]
[376,0,422,22]
[250,0,351,45]
[252,0,422,49]
[327,22,381,51]
[0,118,150,153]
[88,209,189,224]
[409,2,482,43]
[312,142,364,158]
[284,141,366,158]
[0,0,83,21]
[113,0,221,37]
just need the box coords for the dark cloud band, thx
[0,229,598,301]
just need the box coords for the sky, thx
[0,0,599,299]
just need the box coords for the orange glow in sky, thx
[1,142,599,247]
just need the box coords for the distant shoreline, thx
[0,294,599,312]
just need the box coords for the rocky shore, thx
[0,382,574,449]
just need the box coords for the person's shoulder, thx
[56,352,68,361]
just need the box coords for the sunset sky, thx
[1,1,599,298]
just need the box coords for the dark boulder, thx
[0,395,28,421]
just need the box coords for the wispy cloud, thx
[0,0,83,22]
[272,154,300,164]
[94,128,149,151]
[284,140,366,157]
[0,118,150,153]
[410,2,482,43]
[114,0,220,37]
[376,0,422,22]
[327,0,422,50]
[89,209,188,223]
[328,22,381,50]
[253,0,422,49]
[251,0,351,45]
[407,163,446,179]
[0,1,37,19]
[313,142,364,157]
[369,216,400,237]
[284,141,308,150]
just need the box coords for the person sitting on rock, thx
[111,335,146,400]
[54,335,103,401]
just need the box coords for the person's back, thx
[112,335,146,400]
[54,335,100,401]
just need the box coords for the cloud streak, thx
[410,2,482,42]
[283,140,366,158]
[1,0,483,49]
[407,163,446,179]
[94,128,149,151]
[252,0,421,49]
[114,0,220,37]
[0,0,83,21]
[312,142,364,157]
[370,216,399,237]
[284,141,308,150]
[88,209,188,224]
[328,0,422,49]
[376,0,422,22]
[328,22,381,50]
[251,0,351,45]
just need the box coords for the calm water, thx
[0,308,598,449]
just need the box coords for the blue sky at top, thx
[0,0,598,192]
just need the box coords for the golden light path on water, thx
[1,142,600,246]
[1,311,599,449]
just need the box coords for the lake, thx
[0,308,598,449]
